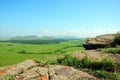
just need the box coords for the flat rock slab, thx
[73,50,108,61]
[83,34,115,50]
[0,60,96,80]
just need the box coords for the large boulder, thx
[0,60,96,80]
[83,34,116,50]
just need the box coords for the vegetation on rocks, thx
[114,33,120,45]
[83,33,120,50]
[55,54,119,80]
[101,48,120,54]
[95,70,118,80]
[0,60,96,80]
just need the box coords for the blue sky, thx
[0,0,120,38]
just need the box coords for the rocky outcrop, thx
[0,60,96,80]
[83,34,116,50]
[73,50,108,61]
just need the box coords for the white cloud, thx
[39,28,120,38]
[43,29,48,33]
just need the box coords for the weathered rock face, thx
[83,34,115,50]
[0,60,96,80]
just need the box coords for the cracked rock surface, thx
[0,60,96,80]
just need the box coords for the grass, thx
[54,54,119,80]
[0,39,119,79]
[95,70,118,80]
[114,33,120,45]
[56,55,116,71]
[0,40,85,67]
[8,75,14,80]
[101,48,120,54]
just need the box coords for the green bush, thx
[57,55,116,71]
[90,61,103,70]
[96,70,108,78]
[115,62,120,72]
[54,54,118,79]
[72,57,83,68]
[50,60,58,65]
[101,59,116,72]
[8,75,14,80]
[102,48,120,54]
[80,57,92,68]
[114,33,120,45]
[57,54,74,66]
[57,54,83,68]
[18,50,26,54]
[96,70,118,80]
[81,58,116,71]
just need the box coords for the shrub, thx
[53,54,118,79]
[96,70,108,78]
[57,55,116,71]
[114,33,120,45]
[72,57,83,68]
[96,70,118,80]
[90,61,103,70]
[50,60,58,65]
[115,62,120,72]
[8,75,14,80]
[102,48,120,54]
[101,58,116,72]
[57,54,74,66]
[18,50,26,54]
[84,58,116,71]
[57,54,83,68]
[80,57,92,68]
[54,54,120,80]
[8,49,13,51]
[7,44,13,46]
[34,59,46,66]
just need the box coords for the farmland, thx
[0,40,85,67]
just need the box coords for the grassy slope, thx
[0,40,85,67]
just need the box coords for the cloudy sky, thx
[0,0,120,38]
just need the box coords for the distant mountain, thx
[10,36,54,40]
[9,35,67,44]
[39,36,54,40]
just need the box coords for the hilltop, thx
[8,36,68,44]
[10,36,54,40]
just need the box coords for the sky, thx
[0,0,120,38]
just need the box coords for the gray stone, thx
[0,60,96,80]
[83,34,115,50]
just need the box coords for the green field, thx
[0,40,85,67]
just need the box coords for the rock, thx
[49,65,96,80]
[0,60,96,80]
[73,50,108,61]
[83,34,115,50]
